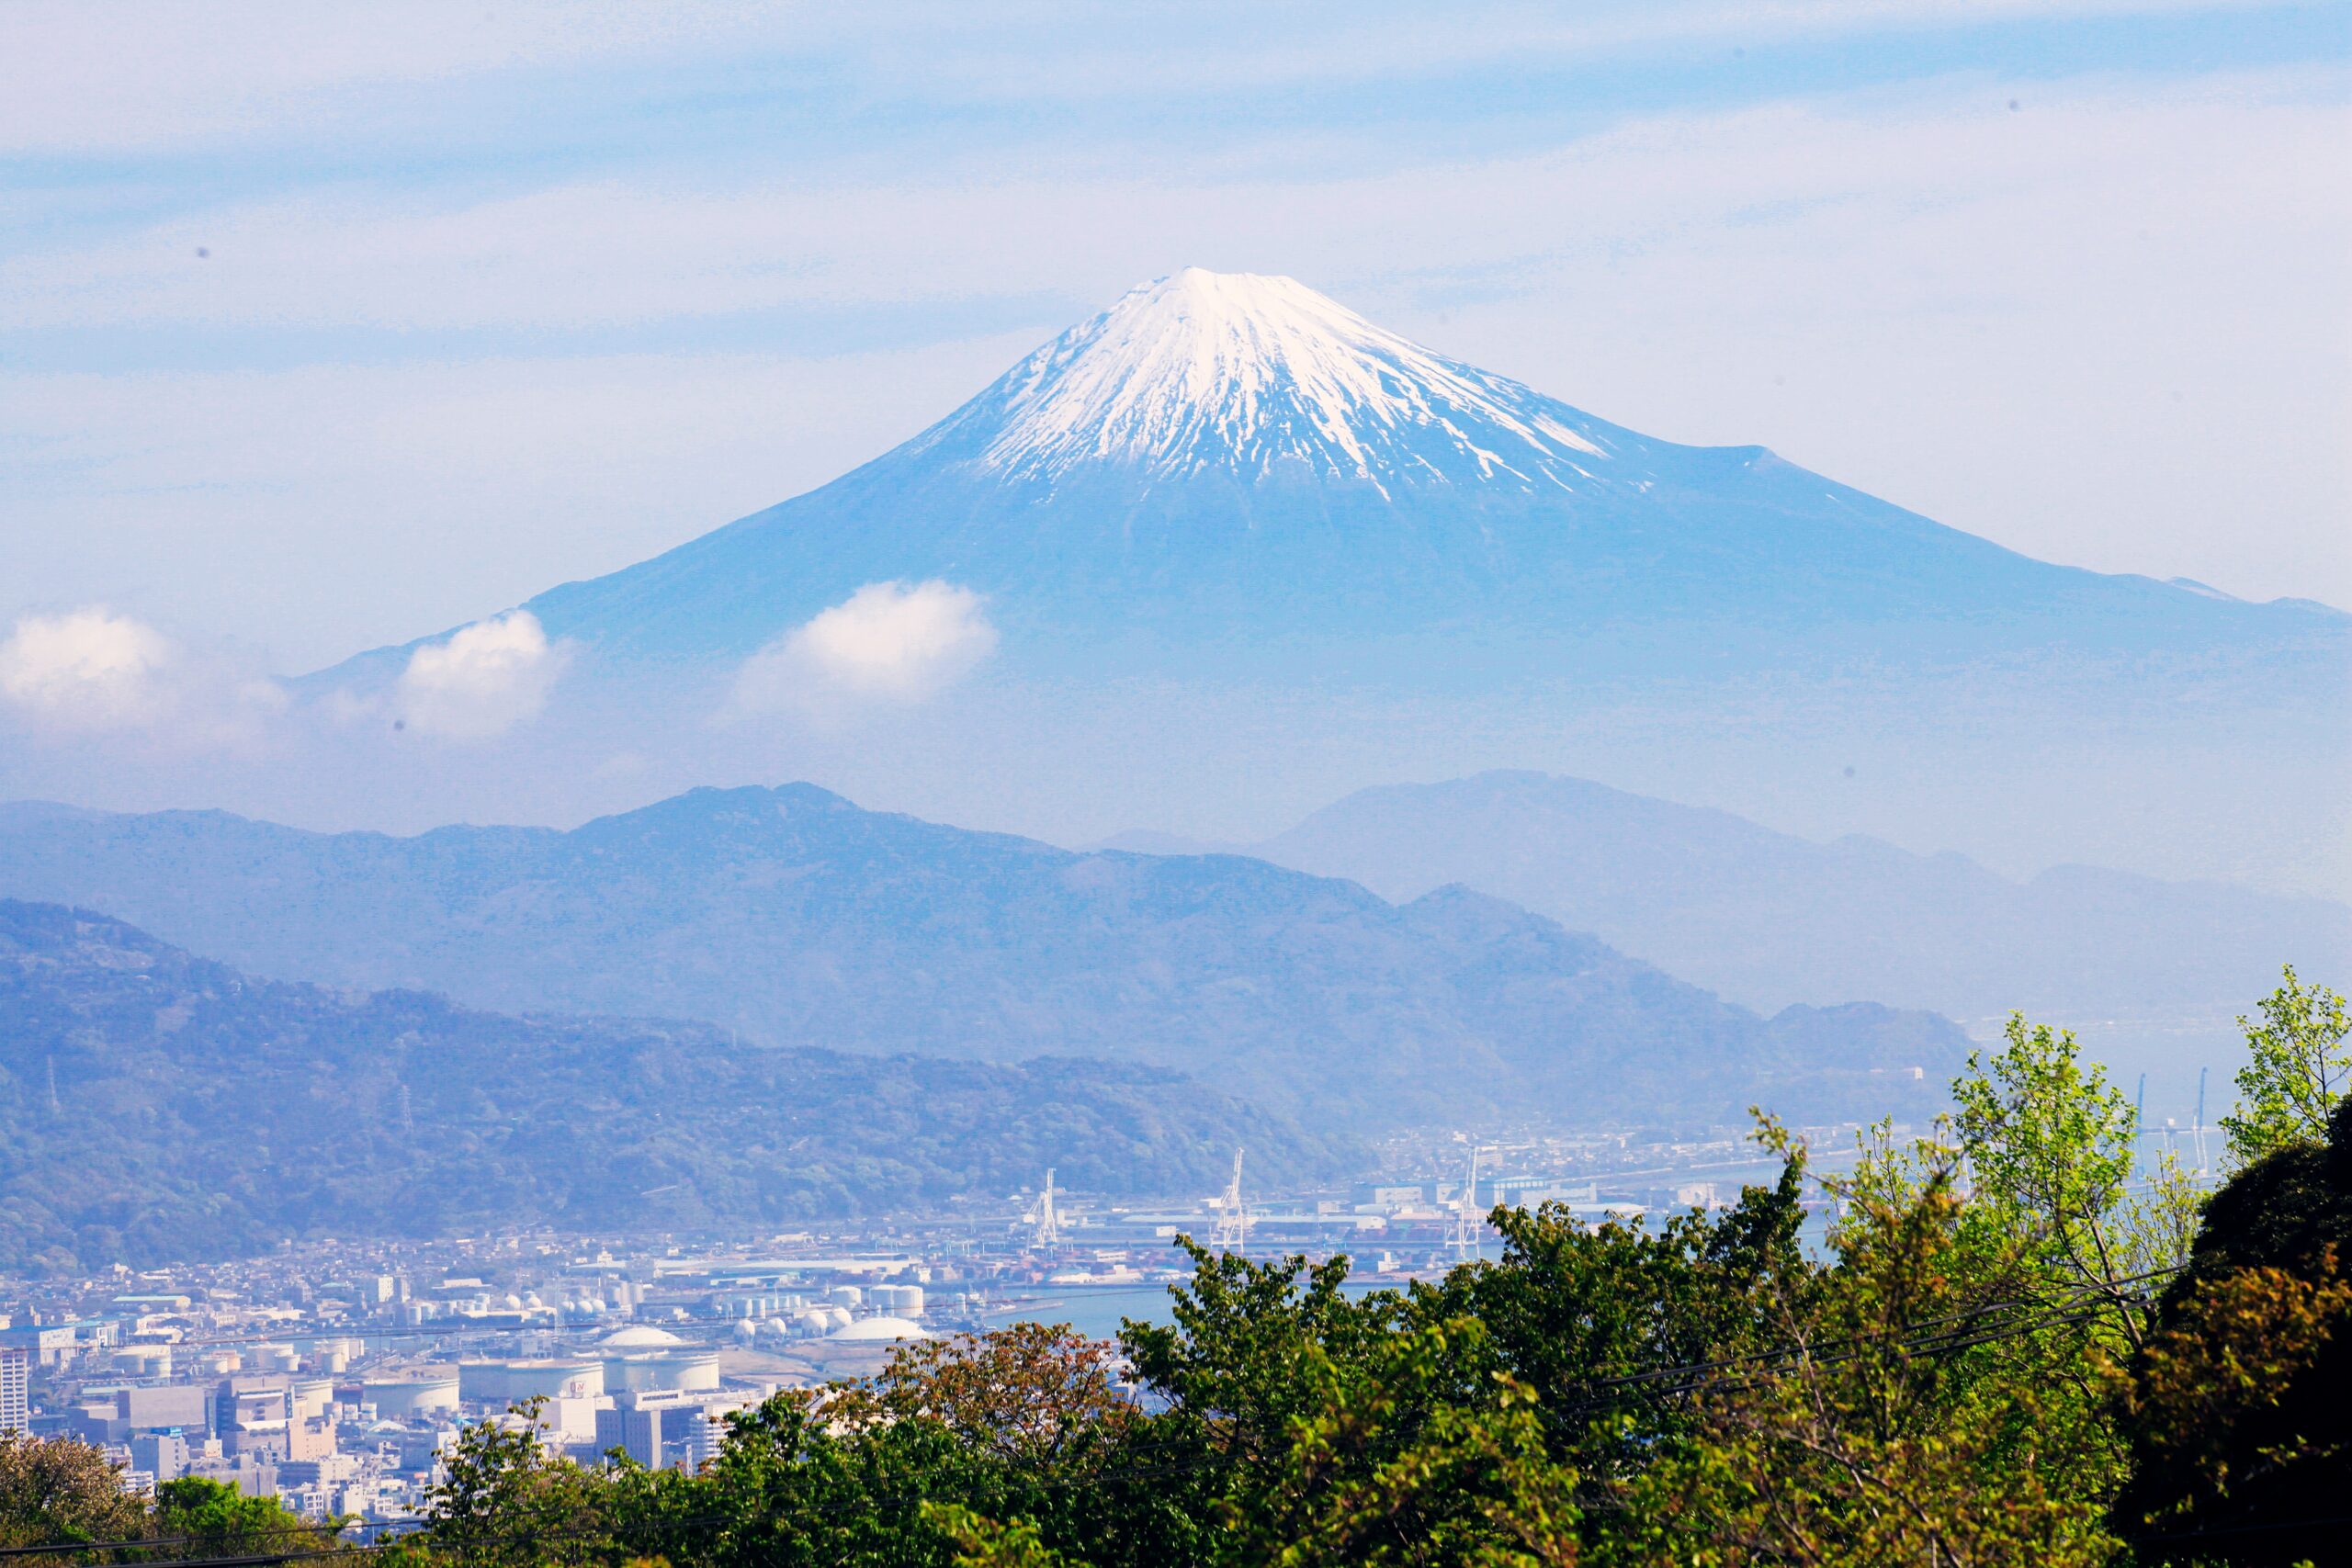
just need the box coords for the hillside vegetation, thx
[0,784,1967,1131]
[0,900,1351,1271]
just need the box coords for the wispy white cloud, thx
[393,610,568,739]
[7,66,2339,340]
[0,2,808,154]
[732,581,997,714]
[5,68,2342,651]
[0,606,288,745]
[0,0,2286,154]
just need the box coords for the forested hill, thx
[0,784,1970,1129]
[0,899,1351,1272]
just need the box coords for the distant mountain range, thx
[1100,771,2350,1025]
[0,785,1966,1134]
[235,266,2342,898]
[0,897,1352,1270]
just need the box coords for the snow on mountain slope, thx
[914,267,1609,492]
[335,266,2344,674]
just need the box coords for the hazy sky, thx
[4,1,2346,671]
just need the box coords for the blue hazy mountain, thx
[0,898,1353,1268]
[500,267,2336,673]
[0,784,1966,1132]
[283,267,2343,898]
[1103,771,2350,1028]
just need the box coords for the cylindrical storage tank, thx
[290,1379,335,1420]
[872,1286,925,1315]
[459,1359,605,1405]
[655,1350,720,1392]
[364,1373,461,1417]
[824,1286,863,1308]
[114,1345,173,1378]
[603,1354,669,1393]
[605,1350,710,1393]
[245,1343,300,1373]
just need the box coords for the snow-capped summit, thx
[359,265,2337,672]
[915,267,1610,493]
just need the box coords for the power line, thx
[0,1512,379,1560]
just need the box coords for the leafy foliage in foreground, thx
[0,1457,315,1562]
[6,971,2344,1565]
[2220,964,2352,1167]
[379,969,2344,1568]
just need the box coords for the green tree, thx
[1610,1134,2119,1567]
[2118,1257,2350,1563]
[0,1434,147,1554]
[2112,1098,2352,1561]
[1952,1015,2171,1349]
[843,1325,1137,1469]
[393,1402,624,1568]
[922,1504,1081,1568]
[1416,1135,1808,1498]
[2220,965,2351,1167]
[822,1325,1184,1568]
[1119,1242,1417,1505]
[1216,1322,1581,1568]
[150,1475,333,1558]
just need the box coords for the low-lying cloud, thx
[733,581,997,714]
[0,608,175,730]
[395,609,567,739]
[0,606,289,749]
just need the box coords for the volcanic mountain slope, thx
[494,267,2336,669]
[0,897,1352,1269]
[1105,771,2351,1024]
[0,786,1966,1131]
[276,267,2345,898]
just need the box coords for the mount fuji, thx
[289,267,2343,891]
[489,266,2337,668]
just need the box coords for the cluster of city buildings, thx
[0,1242,963,1524]
[1,1122,1868,1529]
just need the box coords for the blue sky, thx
[4,0,2346,669]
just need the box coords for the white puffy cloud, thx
[0,607,288,747]
[395,609,566,739]
[0,609,177,730]
[733,581,997,713]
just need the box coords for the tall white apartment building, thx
[0,1347,28,1434]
